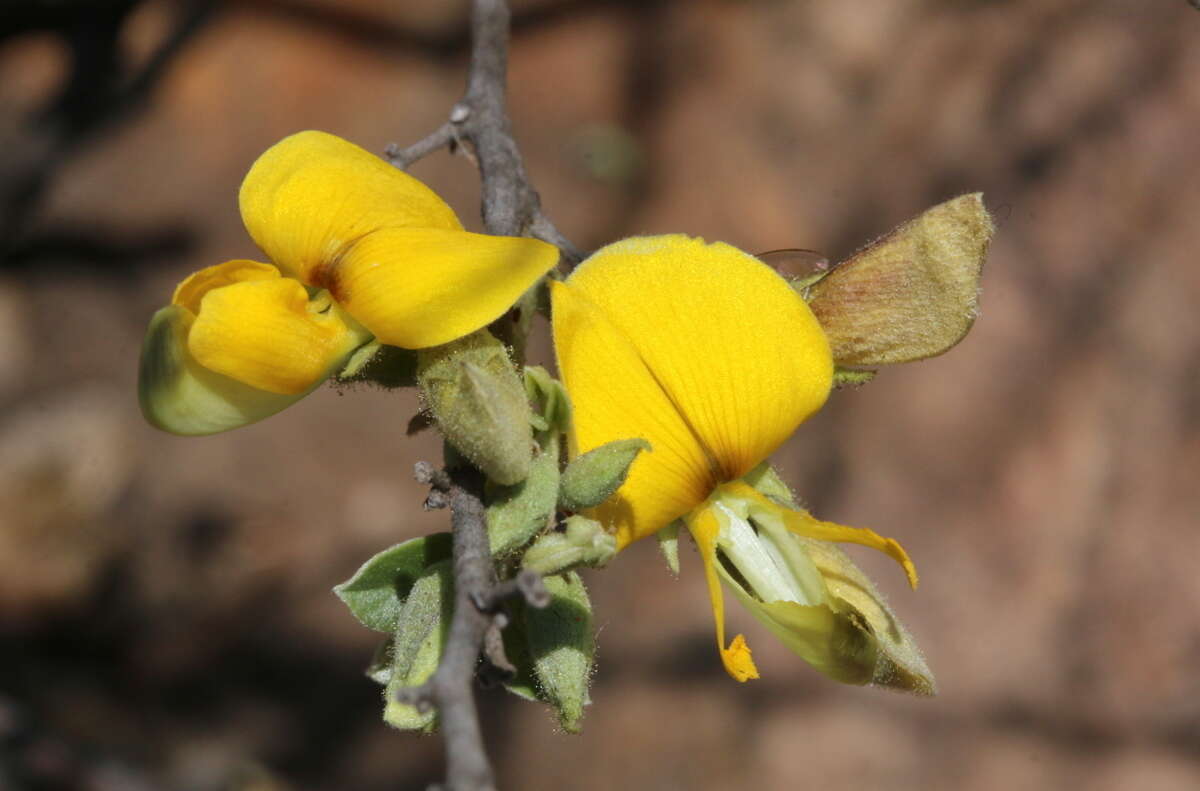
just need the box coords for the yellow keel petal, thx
[139,306,317,435]
[688,507,760,682]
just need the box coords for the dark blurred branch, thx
[1,0,215,256]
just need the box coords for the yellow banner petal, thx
[188,277,368,394]
[330,227,559,349]
[563,234,834,492]
[238,130,463,283]
[552,280,718,546]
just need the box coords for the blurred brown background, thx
[2,0,1199,789]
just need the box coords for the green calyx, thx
[417,330,533,486]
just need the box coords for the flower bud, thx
[558,438,651,512]
[522,515,617,575]
[417,330,533,485]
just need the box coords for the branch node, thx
[424,490,450,510]
[517,569,551,609]
[450,102,472,124]
[414,461,452,491]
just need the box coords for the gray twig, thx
[393,4,570,788]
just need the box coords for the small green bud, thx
[383,559,453,732]
[525,572,595,733]
[523,365,572,435]
[807,193,993,366]
[558,438,651,512]
[418,330,533,485]
[486,433,561,558]
[522,515,617,575]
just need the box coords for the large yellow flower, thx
[552,235,933,692]
[140,131,559,435]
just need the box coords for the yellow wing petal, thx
[188,276,369,394]
[172,259,280,314]
[238,130,463,282]
[330,227,559,349]
[565,234,833,484]
[551,280,715,546]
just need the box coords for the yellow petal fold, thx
[332,227,559,349]
[188,275,368,394]
[238,130,463,283]
[139,306,317,436]
[552,234,834,544]
[172,259,280,313]
[727,480,919,589]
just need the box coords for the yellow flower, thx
[140,131,559,435]
[551,235,933,692]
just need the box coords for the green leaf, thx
[558,438,651,512]
[333,533,452,633]
[383,559,453,732]
[526,572,594,733]
[486,432,560,557]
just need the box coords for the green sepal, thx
[333,533,452,633]
[558,438,651,512]
[802,537,936,695]
[383,559,453,732]
[417,330,533,486]
[524,365,572,435]
[525,572,594,733]
[833,367,877,388]
[138,305,349,436]
[808,193,993,366]
[656,520,681,576]
[365,638,394,685]
[499,605,542,702]
[521,515,616,576]
[337,340,419,388]
[486,432,561,558]
[741,462,798,508]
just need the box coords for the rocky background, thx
[2,1,1199,789]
